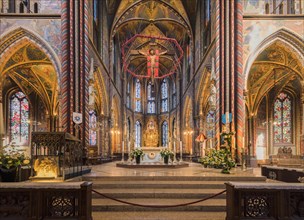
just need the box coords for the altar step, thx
[83,175,266,220]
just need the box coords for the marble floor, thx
[83,162,265,220]
[85,161,262,178]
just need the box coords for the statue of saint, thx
[138,48,167,84]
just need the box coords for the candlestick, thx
[179,140,183,162]
[121,141,125,162]
[127,141,131,163]
[173,141,176,162]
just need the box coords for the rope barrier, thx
[92,189,226,209]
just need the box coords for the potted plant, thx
[130,148,144,164]
[0,144,30,182]
[160,148,174,164]
[199,148,235,174]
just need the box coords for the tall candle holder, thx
[179,140,183,163]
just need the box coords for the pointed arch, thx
[244,28,304,89]
[197,69,212,116]
[94,67,109,116]
[0,27,61,77]
[110,0,192,40]
[0,27,60,117]
[183,96,193,128]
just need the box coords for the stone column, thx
[0,90,4,147]
[301,81,304,155]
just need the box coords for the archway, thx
[183,97,194,154]
[0,29,59,152]
[245,37,304,163]
[110,96,120,154]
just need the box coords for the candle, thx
[174,141,176,153]
[121,141,125,161]
[180,141,182,153]
[179,141,183,162]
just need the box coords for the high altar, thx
[141,118,167,162]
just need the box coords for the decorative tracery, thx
[127,80,131,108]
[135,120,141,148]
[206,110,215,138]
[162,121,168,146]
[89,110,97,145]
[161,79,168,112]
[147,81,155,114]
[273,92,292,144]
[10,91,29,145]
[135,79,141,112]
[172,81,177,109]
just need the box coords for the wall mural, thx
[0,19,61,59]
[38,0,61,14]
[243,20,304,64]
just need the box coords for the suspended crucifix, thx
[138,48,167,85]
[122,34,183,84]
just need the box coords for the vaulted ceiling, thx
[246,41,304,114]
[1,42,58,115]
[111,0,192,80]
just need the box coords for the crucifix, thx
[138,48,167,84]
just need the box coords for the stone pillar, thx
[0,89,4,147]
[248,115,257,167]
[61,0,89,147]
[301,82,304,155]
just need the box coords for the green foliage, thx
[220,132,234,147]
[130,148,145,159]
[199,148,235,174]
[159,148,174,158]
[0,144,30,170]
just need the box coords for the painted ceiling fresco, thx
[1,42,58,115]
[113,0,192,80]
[247,41,304,114]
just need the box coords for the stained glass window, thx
[206,110,215,138]
[127,81,131,108]
[162,121,168,146]
[273,92,292,144]
[161,79,168,112]
[135,79,141,112]
[147,81,155,113]
[89,110,97,145]
[135,120,141,148]
[10,91,29,145]
[172,82,177,109]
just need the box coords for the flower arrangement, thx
[0,143,30,170]
[199,148,235,174]
[130,148,145,159]
[160,148,174,158]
